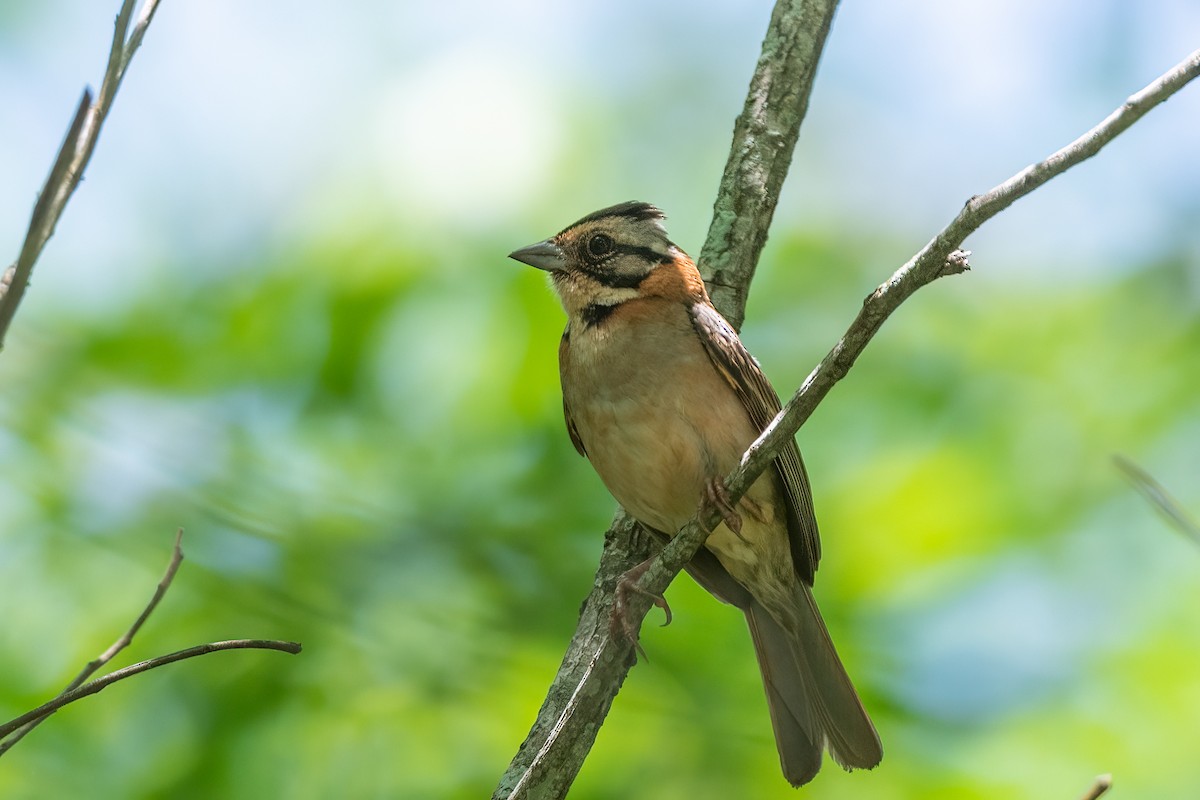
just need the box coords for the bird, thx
[508,201,882,787]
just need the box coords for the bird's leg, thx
[703,476,745,541]
[610,556,672,661]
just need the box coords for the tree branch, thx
[0,528,185,755]
[1114,455,1200,546]
[0,530,302,754]
[497,30,1200,798]
[698,0,841,330]
[0,0,164,350]
[1079,773,1113,800]
[0,639,302,741]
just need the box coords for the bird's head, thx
[509,201,697,318]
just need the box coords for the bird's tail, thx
[744,583,882,787]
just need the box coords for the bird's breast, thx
[562,302,756,534]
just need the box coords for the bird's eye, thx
[586,233,614,260]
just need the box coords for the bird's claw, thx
[610,558,672,661]
[704,477,745,541]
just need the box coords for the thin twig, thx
[1114,455,1200,545]
[0,529,303,756]
[1079,773,1113,800]
[0,529,185,755]
[123,0,165,74]
[0,0,163,349]
[497,43,1200,798]
[0,639,302,740]
[90,527,185,669]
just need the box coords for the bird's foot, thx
[704,477,745,541]
[610,557,672,661]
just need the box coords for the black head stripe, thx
[559,201,665,234]
[578,262,646,289]
[576,243,669,288]
[613,243,670,264]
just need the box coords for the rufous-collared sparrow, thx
[510,201,881,786]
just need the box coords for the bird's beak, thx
[509,239,566,272]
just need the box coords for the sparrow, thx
[509,201,882,787]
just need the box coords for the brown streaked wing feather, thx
[558,328,587,457]
[689,302,821,584]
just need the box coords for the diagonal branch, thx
[1114,455,1200,546]
[639,43,1200,634]
[0,0,164,350]
[1079,773,1113,800]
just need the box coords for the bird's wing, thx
[690,301,821,584]
[558,328,587,457]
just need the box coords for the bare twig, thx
[1079,773,1113,800]
[124,0,165,73]
[0,529,185,755]
[0,639,302,741]
[0,530,302,755]
[89,527,185,670]
[0,0,164,349]
[1114,455,1200,545]
[497,39,1200,798]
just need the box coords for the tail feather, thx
[745,585,881,786]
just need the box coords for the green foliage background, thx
[2,2,1199,798]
